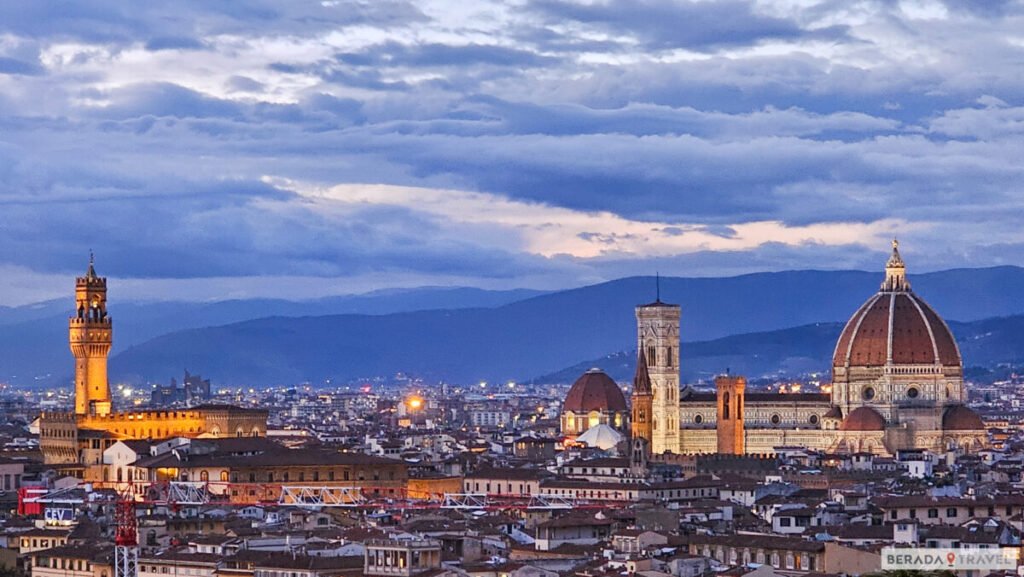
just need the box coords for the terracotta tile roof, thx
[943,405,985,431]
[840,407,886,431]
[834,289,960,367]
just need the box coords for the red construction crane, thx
[114,489,138,577]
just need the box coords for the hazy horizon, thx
[5,261,1023,308]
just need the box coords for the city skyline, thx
[2,5,1021,575]
[2,1,1024,305]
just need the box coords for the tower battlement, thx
[75,275,106,287]
[39,411,78,423]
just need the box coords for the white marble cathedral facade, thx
[635,242,987,457]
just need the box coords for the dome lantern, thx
[882,238,910,292]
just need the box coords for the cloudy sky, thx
[2,0,1023,305]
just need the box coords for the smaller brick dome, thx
[563,368,627,413]
[840,406,886,431]
[942,405,985,431]
[823,406,843,420]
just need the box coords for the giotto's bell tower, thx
[636,295,681,455]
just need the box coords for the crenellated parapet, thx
[39,411,79,423]
[80,410,205,422]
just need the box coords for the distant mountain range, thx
[0,287,544,385]
[5,266,1024,388]
[106,266,1024,387]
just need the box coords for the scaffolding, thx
[278,485,367,507]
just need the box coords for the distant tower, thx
[629,437,649,477]
[636,294,681,455]
[70,255,113,416]
[630,349,653,450]
[715,374,746,455]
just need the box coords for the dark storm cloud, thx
[95,83,246,120]
[0,168,557,281]
[2,0,1024,302]
[144,36,207,52]
[0,56,44,76]
[0,1,428,44]
[451,96,900,138]
[938,0,1020,17]
[336,42,559,68]
[269,61,412,92]
[529,0,849,51]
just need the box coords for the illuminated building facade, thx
[629,350,653,447]
[636,299,681,455]
[39,259,268,469]
[559,368,628,439]
[588,242,988,457]
[133,439,407,505]
[70,257,113,416]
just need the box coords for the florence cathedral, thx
[561,241,988,457]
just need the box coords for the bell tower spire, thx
[631,348,653,451]
[70,254,113,415]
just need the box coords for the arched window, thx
[200,471,209,482]
[220,470,229,482]
[723,392,730,420]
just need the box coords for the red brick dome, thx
[833,242,960,368]
[840,406,886,431]
[563,368,627,413]
[942,405,985,431]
